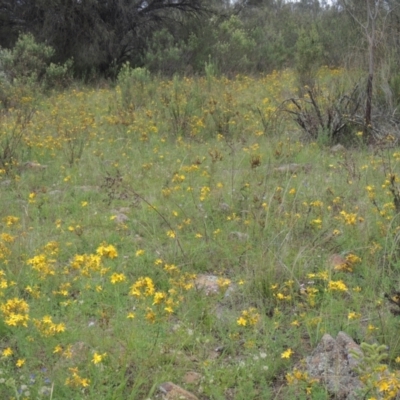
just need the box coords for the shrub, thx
[142,29,188,76]
[0,33,73,107]
[282,83,361,145]
[295,26,323,91]
[116,63,152,108]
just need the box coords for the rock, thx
[21,161,47,170]
[194,274,220,295]
[219,202,231,212]
[159,382,199,400]
[48,190,63,196]
[110,208,130,224]
[76,185,99,192]
[111,207,130,214]
[208,348,223,360]
[328,254,347,269]
[273,163,312,174]
[228,231,249,241]
[114,213,129,224]
[330,144,346,153]
[304,332,363,399]
[194,274,234,297]
[182,371,202,385]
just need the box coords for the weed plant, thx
[1,69,400,399]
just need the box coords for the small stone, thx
[208,349,221,360]
[182,371,202,385]
[273,163,312,174]
[114,213,129,224]
[76,185,99,192]
[159,382,199,400]
[133,234,144,243]
[194,274,220,295]
[21,161,47,170]
[194,274,234,297]
[330,144,346,153]
[328,254,347,269]
[228,231,249,241]
[219,202,230,212]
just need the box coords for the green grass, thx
[1,69,400,399]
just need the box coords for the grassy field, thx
[1,68,400,399]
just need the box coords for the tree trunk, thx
[365,72,373,136]
[364,1,376,140]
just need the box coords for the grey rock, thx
[114,213,129,224]
[331,144,346,153]
[159,382,199,400]
[228,231,249,241]
[194,274,234,298]
[76,185,99,192]
[20,161,47,170]
[273,163,312,174]
[219,202,231,212]
[305,331,363,399]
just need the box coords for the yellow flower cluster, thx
[327,280,348,292]
[70,253,103,276]
[33,315,66,336]
[65,367,90,388]
[286,368,318,395]
[0,297,29,327]
[339,210,363,225]
[110,273,126,284]
[334,253,362,272]
[27,241,60,277]
[129,277,155,297]
[271,280,294,302]
[237,307,260,327]
[96,243,118,259]
[27,254,56,277]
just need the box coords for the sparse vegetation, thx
[0,66,400,399]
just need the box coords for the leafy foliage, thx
[0,33,71,88]
[0,0,209,76]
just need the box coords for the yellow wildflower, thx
[96,243,118,258]
[2,347,13,357]
[53,345,63,354]
[110,273,126,284]
[281,349,293,359]
[92,352,106,364]
[328,280,348,291]
[167,230,176,238]
[348,312,361,320]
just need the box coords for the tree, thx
[0,0,210,76]
[0,1,23,48]
[339,0,396,137]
